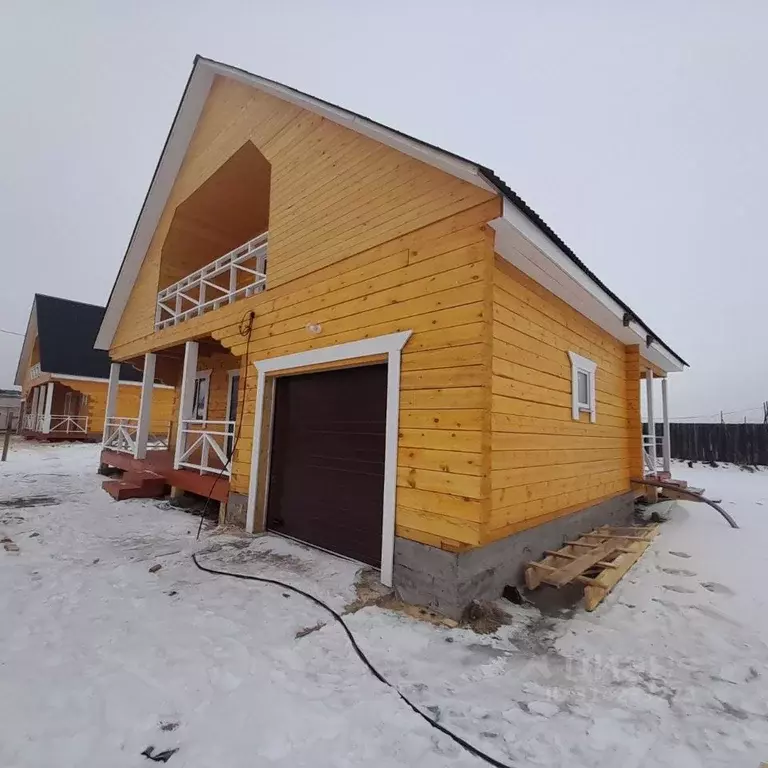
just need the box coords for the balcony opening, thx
[156,141,271,329]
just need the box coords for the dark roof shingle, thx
[35,295,141,381]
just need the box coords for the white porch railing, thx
[177,419,235,476]
[102,418,171,454]
[103,417,138,454]
[155,233,268,330]
[23,413,40,431]
[48,415,89,434]
[643,434,664,473]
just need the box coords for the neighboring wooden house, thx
[14,294,175,443]
[93,56,686,616]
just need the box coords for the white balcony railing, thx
[155,233,268,330]
[176,419,235,476]
[642,434,664,473]
[102,418,171,454]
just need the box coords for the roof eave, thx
[13,298,38,387]
[489,196,685,374]
[94,55,686,373]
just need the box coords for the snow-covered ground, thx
[1,443,767,768]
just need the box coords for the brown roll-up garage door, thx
[266,363,387,566]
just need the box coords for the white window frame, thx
[567,351,597,423]
[191,370,212,421]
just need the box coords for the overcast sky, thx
[1,1,765,421]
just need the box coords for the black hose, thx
[191,553,515,768]
[633,477,739,528]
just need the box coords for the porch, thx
[641,369,672,478]
[22,380,95,441]
[99,337,242,504]
[99,447,230,502]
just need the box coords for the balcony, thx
[154,233,267,330]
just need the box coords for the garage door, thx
[266,364,387,566]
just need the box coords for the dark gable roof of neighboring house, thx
[35,295,142,381]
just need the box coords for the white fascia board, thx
[51,373,175,389]
[94,66,215,350]
[95,58,498,352]
[490,199,684,374]
[13,301,37,386]
[206,61,497,194]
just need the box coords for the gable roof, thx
[95,55,687,373]
[14,295,142,385]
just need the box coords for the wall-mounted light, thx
[306,323,322,334]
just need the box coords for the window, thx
[191,372,211,421]
[568,351,597,422]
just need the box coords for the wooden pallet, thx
[525,524,659,611]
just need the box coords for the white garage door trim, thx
[246,330,412,586]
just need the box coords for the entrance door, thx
[266,364,387,566]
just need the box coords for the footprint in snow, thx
[668,551,691,559]
[659,567,696,577]
[662,584,695,594]
[700,582,734,595]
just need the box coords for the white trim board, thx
[51,373,175,389]
[246,331,412,587]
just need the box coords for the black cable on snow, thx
[191,553,515,768]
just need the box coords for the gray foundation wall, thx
[393,491,635,619]
[221,492,248,528]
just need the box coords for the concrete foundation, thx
[221,492,248,528]
[393,491,635,619]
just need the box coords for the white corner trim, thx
[568,351,597,423]
[491,199,685,374]
[246,331,412,587]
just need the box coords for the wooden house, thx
[14,294,174,443]
[93,56,686,616]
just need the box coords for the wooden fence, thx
[651,422,768,466]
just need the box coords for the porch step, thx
[102,471,168,501]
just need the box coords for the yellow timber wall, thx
[489,256,634,543]
[108,75,500,550]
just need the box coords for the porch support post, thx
[42,382,54,434]
[134,353,156,459]
[30,387,40,429]
[174,341,198,469]
[645,369,656,473]
[661,377,671,474]
[103,362,121,445]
